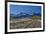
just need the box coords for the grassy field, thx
[10,16,41,29]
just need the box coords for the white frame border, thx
[7,2,43,32]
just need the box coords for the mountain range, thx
[10,12,41,19]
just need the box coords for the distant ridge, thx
[10,12,41,19]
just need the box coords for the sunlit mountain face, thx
[10,5,41,19]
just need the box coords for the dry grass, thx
[10,19,41,29]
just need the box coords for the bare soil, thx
[10,18,41,29]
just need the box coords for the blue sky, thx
[10,5,41,15]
